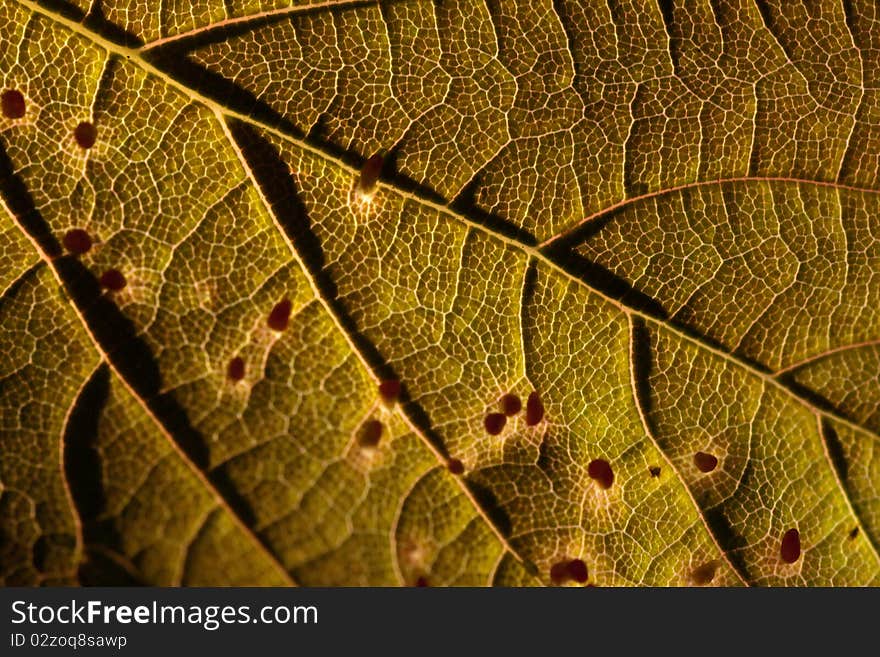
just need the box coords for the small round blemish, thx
[62,228,92,255]
[500,393,521,416]
[780,528,801,564]
[566,559,588,583]
[649,466,661,478]
[99,268,126,291]
[550,559,588,585]
[379,379,401,404]
[267,298,292,331]
[447,458,464,475]
[587,458,614,489]
[484,412,506,435]
[694,451,718,473]
[357,153,383,196]
[849,527,860,540]
[525,391,544,426]
[414,576,429,587]
[227,357,245,382]
[73,121,97,149]
[359,419,383,448]
[690,560,718,585]
[2,89,26,119]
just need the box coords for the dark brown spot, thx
[378,379,401,404]
[566,559,588,583]
[587,459,614,489]
[649,466,661,478]
[549,561,569,584]
[357,153,383,195]
[694,451,718,473]
[414,576,429,587]
[99,268,126,291]
[500,393,521,416]
[780,528,801,564]
[849,527,860,540]
[62,228,92,255]
[227,357,245,382]
[550,559,588,585]
[447,458,464,475]
[484,412,506,435]
[690,560,718,585]
[525,391,544,426]
[1,89,25,119]
[73,121,97,149]
[267,298,292,331]
[359,419,383,448]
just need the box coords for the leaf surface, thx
[1,0,878,586]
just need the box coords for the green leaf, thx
[1,0,878,586]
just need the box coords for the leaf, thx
[0,0,877,586]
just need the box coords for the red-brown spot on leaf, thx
[358,154,383,195]
[62,228,92,255]
[267,299,292,331]
[525,391,544,425]
[484,412,506,435]
[550,559,588,585]
[694,451,718,473]
[566,559,588,583]
[781,528,801,563]
[690,561,718,585]
[359,419,383,448]
[447,458,464,475]
[500,393,521,416]
[414,576,429,587]
[73,121,97,149]
[549,561,569,584]
[379,379,401,404]
[587,459,614,489]
[99,268,126,291]
[1,89,25,119]
[849,527,860,540]
[649,466,661,478]
[227,357,245,382]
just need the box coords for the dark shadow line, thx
[37,0,143,47]
[780,374,866,432]
[629,316,656,433]
[463,480,513,538]
[62,364,144,585]
[542,233,669,320]
[542,217,780,378]
[703,504,751,581]
[0,139,62,258]
[819,419,849,481]
[450,175,538,247]
[144,48,303,136]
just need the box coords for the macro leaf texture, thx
[1,0,879,587]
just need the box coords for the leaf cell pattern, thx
[1,0,879,586]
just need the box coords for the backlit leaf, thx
[1,0,878,586]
